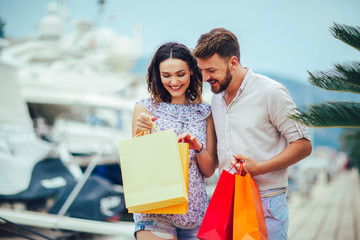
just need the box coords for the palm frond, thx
[288,101,360,127]
[335,62,360,87]
[308,62,360,94]
[330,23,360,51]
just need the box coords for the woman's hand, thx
[135,112,157,135]
[178,132,202,151]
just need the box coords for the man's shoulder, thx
[251,72,286,91]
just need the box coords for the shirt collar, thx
[239,67,251,93]
[220,67,252,98]
[217,67,252,109]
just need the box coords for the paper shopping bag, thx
[197,170,235,240]
[233,165,267,240]
[118,129,188,213]
[141,142,189,214]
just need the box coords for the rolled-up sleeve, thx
[267,83,311,143]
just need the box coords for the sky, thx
[0,0,359,83]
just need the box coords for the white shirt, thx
[212,68,310,191]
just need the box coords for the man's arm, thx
[232,138,312,176]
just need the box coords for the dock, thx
[1,169,359,239]
[288,168,359,240]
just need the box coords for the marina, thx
[1,1,359,239]
[0,168,359,239]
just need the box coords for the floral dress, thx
[133,97,211,228]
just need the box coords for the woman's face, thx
[159,58,191,104]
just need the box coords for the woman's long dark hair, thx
[146,42,203,104]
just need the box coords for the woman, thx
[132,42,218,240]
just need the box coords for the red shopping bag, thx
[233,165,267,240]
[197,169,235,240]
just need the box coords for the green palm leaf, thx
[289,101,360,127]
[335,62,360,87]
[308,62,360,94]
[330,23,360,51]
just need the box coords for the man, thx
[193,28,312,239]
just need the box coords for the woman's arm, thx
[198,114,218,177]
[132,103,155,137]
[178,114,218,178]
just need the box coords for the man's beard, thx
[210,68,232,94]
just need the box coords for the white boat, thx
[0,1,146,238]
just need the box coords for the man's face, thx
[197,53,233,94]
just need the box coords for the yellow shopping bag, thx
[118,129,188,213]
[141,142,189,214]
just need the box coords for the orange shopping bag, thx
[233,164,267,240]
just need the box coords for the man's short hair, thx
[193,28,240,61]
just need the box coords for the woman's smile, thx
[159,58,191,104]
[170,84,184,90]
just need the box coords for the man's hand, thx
[231,154,262,176]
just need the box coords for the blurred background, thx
[0,0,359,239]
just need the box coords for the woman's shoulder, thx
[137,97,151,105]
[137,97,155,112]
[139,98,210,111]
[194,101,211,115]
[137,98,211,122]
[160,101,211,123]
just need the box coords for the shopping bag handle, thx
[229,162,239,173]
[239,163,248,176]
[231,162,250,177]
[135,117,160,137]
